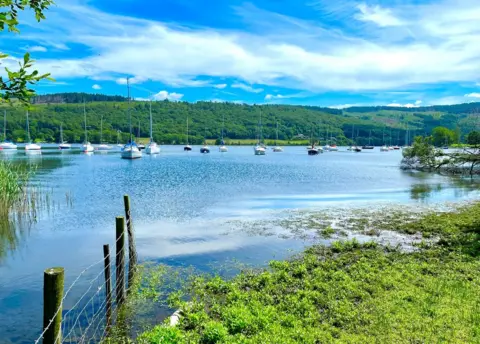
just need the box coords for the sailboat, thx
[307,127,320,155]
[322,127,331,151]
[200,127,210,153]
[81,102,94,153]
[219,113,228,152]
[97,115,112,151]
[145,100,160,155]
[25,110,41,151]
[136,119,145,150]
[380,127,389,152]
[329,131,338,151]
[184,118,192,151]
[272,121,283,152]
[362,130,374,149]
[58,124,71,150]
[0,110,17,150]
[121,78,142,159]
[254,111,266,155]
[348,124,361,152]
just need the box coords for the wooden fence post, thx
[103,244,112,333]
[124,195,137,292]
[43,267,64,344]
[116,217,125,305]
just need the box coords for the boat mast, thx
[186,117,189,145]
[127,77,132,143]
[100,116,103,144]
[275,121,279,145]
[259,111,263,144]
[83,100,88,143]
[368,129,372,146]
[26,110,31,143]
[149,99,153,141]
[3,110,5,141]
[221,113,225,142]
[60,124,63,143]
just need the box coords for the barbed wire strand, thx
[34,255,109,344]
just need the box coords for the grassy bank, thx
[136,203,480,343]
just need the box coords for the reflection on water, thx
[0,146,479,343]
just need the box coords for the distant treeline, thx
[0,93,477,145]
[31,93,127,104]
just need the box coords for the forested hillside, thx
[1,93,479,145]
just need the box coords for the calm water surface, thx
[0,145,478,343]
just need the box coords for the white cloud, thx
[153,90,183,101]
[465,93,480,98]
[355,3,405,27]
[116,76,148,85]
[28,46,48,52]
[92,84,101,90]
[11,1,480,95]
[231,83,264,93]
[213,84,227,89]
[415,100,422,105]
[265,94,285,100]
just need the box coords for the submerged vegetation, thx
[132,202,480,343]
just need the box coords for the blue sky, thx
[2,0,480,107]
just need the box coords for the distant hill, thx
[1,93,477,145]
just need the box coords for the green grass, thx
[137,203,480,344]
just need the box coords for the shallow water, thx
[0,145,478,343]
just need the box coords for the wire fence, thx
[34,195,138,344]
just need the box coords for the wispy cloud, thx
[92,84,101,90]
[213,84,227,89]
[355,3,405,27]
[465,93,480,98]
[231,83,264,93]
[27,45,48,52]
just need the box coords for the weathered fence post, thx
[103,244,112,333]
[43,267,64,344]
[124,195,137,292]
[116,217,125,305]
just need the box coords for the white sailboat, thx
[254,111,266,155]
[81,102,94,153]
[58,123,71,150]
[145,100,160,155]
[97,115,112,151]
[219,113,228,152]
[184,117,192,151]
[380,127,389,152]
[121,78,142,159]
[322,127,331,151]
[0,110,17,150]
[24,110,41,151]
[272,121,283,152]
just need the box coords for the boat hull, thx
[0,142,18,150]
[254,146,266,155]
[25,143,41,151]
[97,144,112,151]
[272,147,283,152]
[184,146,192,151]
[146,145,161,155]
[82,144,94,153]
[59,144,71,150]
[308,149,319,155]
[121,150,142,159]
[200,147,210,154]
[219,146,228,152]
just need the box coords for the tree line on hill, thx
[1,93,478,145]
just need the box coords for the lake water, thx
[0,145,478,343]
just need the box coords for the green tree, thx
[0,0,54,104]
[466,131,480,146]
[432,126,455,146]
